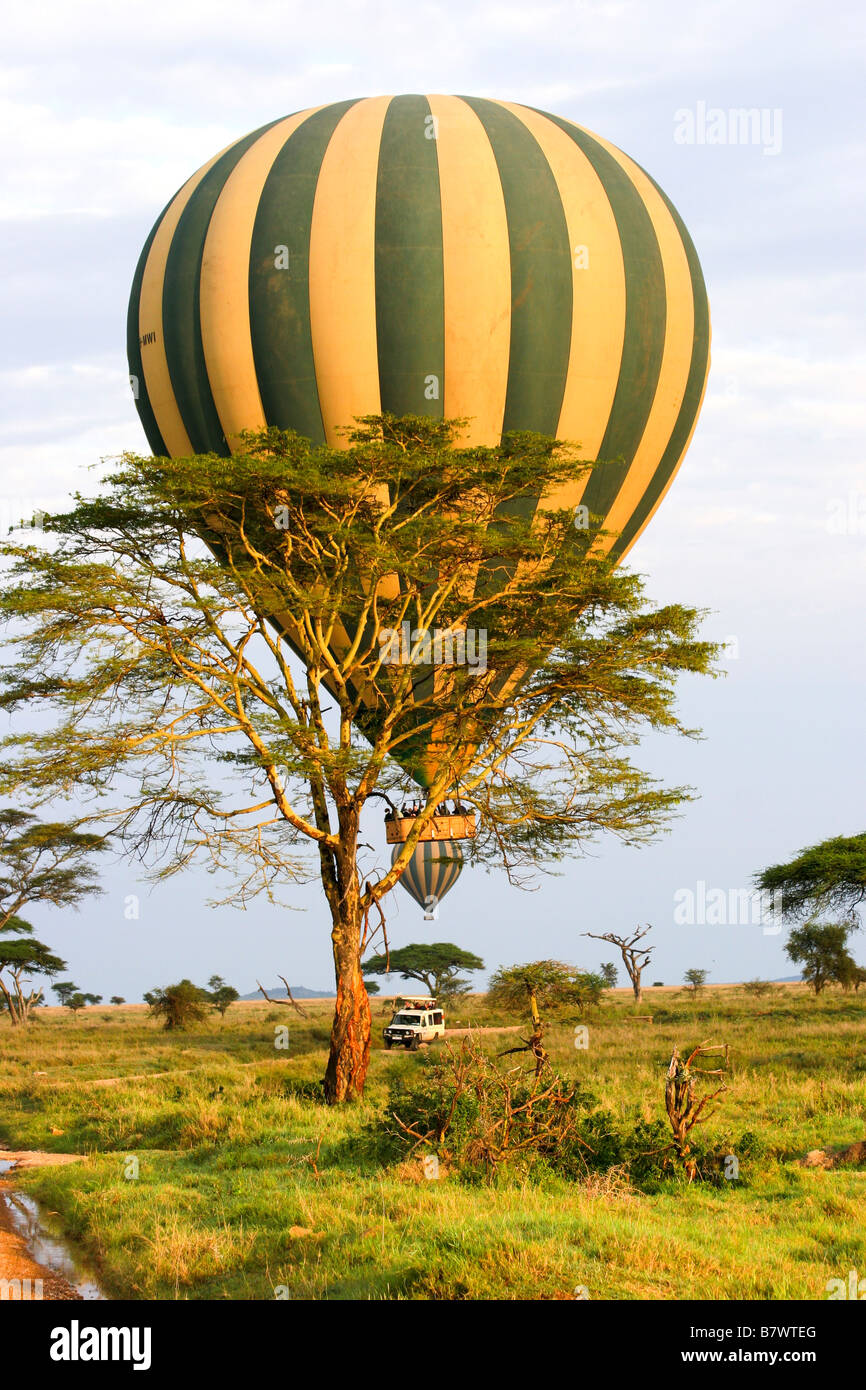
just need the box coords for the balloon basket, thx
[385,812,476,844]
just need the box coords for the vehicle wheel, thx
[385,1041,393,1050]
[409,1037,420,1051]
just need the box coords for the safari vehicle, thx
[383,997,445,1050]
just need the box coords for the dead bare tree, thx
[664,1042,729,1181]
[389,1035,592,1180]
[583,925,654,1003]
[257,975,308,1017]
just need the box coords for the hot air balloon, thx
[389,839,464,920]
[127,94,710,911]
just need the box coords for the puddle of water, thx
[0,1165,106,1299]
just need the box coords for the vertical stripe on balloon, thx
[162,121,283,456]
[309,97,391,445]
[588,133,694,554]
[127,197,173,456]
[375,95,446,420]
[200,108,323,451]
[138,149,232,458]
[249,100,360,444]
[427,94,511,446]
[540,113,667,520]
[461,97,573,441]
[613,168,711,560]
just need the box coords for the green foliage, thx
[0,988,863,1299]
[362,942,484,1000]
[684,968,708,995]
[0,917,66,1024]
[55,981,102,1011]
[0,417,719,1098]
[0,809,104,1025]
[146,979,212,1031]
[599,962,618,988]
[743,979,774,998]
[785,921,858,994]
[0,809,106,921]
[756,834,866,925]
[207,975,240,1017]
[487,960,604,1022]
[375,1038,618,1183]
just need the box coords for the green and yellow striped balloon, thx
[128,93,710,563]
[390,840,464,918]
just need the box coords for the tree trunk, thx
[631,976,642,1004]
[323,920,371,1103]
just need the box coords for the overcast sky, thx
[1,0,864,999]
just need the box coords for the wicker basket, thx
[385,812,477,844]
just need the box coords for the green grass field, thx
[1,985,864,1300]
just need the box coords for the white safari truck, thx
[383,997,445,1050]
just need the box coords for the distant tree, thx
[683,968,708,996]
[206,974,240,1017]
[835,958,866,993]
[583,925,654,1003]
[110,995,126,1006]
[0,811,105,1026]
[599,962,618,989]
[487,960,604,1074]
[784,922,857,995]
[55,981,102,1012]
[364,979,380,995]
[146,979,211,1031]
[742,979,773,998]
[652,981,664,987]
[362,943,484,1001]
[0,917,66,1025]
[756,835,866,927]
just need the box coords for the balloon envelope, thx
[391,840,464,918]
[128,95,711,783]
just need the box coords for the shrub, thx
[145,979,211,1031]
[376,1036,622,1183]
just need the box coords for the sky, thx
[1,0,864,1000]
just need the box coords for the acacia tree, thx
[55,980,102,1011]
[207,974,240,1017]
[0,917,66,1024]
[145,979,210,1030]
[756,835,866,926]
[785,922,857,995]
[362,942,484,999]
[0,810,106,933]
[583,925,655,1003]
[0,416,717,1102]
[683,967,708,996]
[0,811,104,1025]
[487,959,604,1073]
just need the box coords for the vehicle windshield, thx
[392,1013,421,1025]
